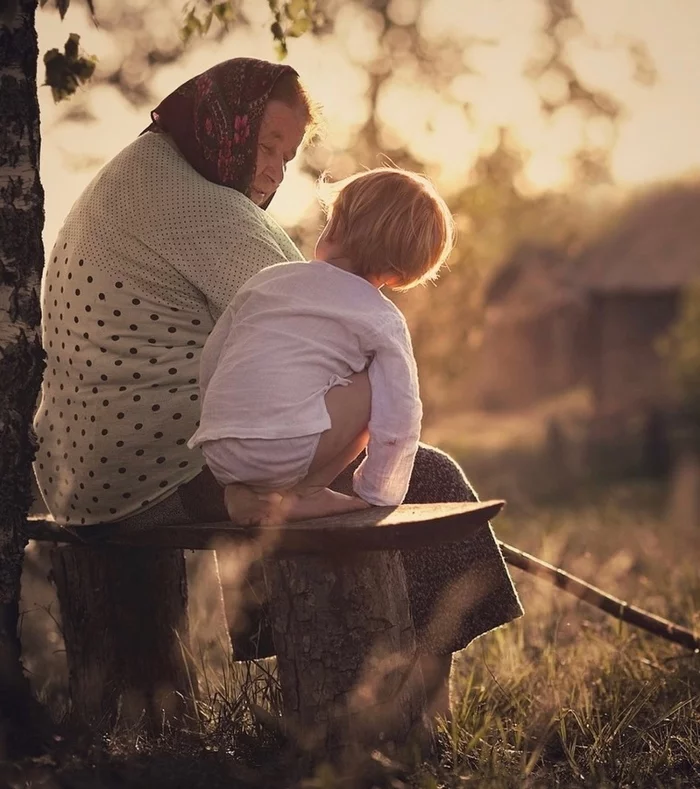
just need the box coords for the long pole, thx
[499,541,700,651]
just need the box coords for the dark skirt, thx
[117,443,524,657]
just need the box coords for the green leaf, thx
[270,19,284,41]
[55,0,69,19]
[64,31,79,58]
[180,2,235,42]
[285,0,307,20]
[212,2,234,24]
[287,15,310,37]
[180,8,203,43]
[43,33,97,102]
[201,8,213,34]
[274,38,288,60]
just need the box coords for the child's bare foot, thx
[225,484,370,527]
[286,487,370,522]
[224,484,285,526]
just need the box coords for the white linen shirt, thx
[188,261,423,506]
[33,132,301,525]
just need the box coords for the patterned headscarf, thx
[144,58,298,204]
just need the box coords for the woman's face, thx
[250,99,307,206]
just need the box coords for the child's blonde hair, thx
[319,167,455,290]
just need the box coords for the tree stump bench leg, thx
[50,544,197,732]
[264,549,428,771]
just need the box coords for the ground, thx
[6,408,700,787]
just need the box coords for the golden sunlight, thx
[37,0,700,244]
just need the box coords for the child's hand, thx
[225,484,372,527]
[286,487,371,521]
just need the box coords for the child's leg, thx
[269,372,373,521]
[280,433,370,522]
[225,371,372,525]
[303,371,371,487]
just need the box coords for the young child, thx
[188,167,455,524]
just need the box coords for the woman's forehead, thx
[259,101,307,146]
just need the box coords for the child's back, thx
[192,259,416,445]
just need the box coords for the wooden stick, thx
[498,542,700,651]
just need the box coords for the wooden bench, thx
[24,500,504,763]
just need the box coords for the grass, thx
[427,485,700,788]
[7,477,700,788]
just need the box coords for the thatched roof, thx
[484,244,583,321]
[575,182,700,293]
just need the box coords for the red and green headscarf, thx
[144,58,298,204]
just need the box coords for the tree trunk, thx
[0,0,54,758]
[0,0,197,735]
[264,550,428,772]
[50,544,198,732]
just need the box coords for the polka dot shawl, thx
[33,132,301,525]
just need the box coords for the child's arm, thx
[352,313,422,506]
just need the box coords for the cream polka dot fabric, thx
[33,132,301,525]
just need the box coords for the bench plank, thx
[24,500,504,554]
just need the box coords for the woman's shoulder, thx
[88,133,205,209]
[88,133,300,260]
[107,131,185,176]
[109,134,254,209]
[120,135,292,216]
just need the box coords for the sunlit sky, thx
[37,0,700,250]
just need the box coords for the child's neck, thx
[323,255,355,274]
[322,256,384,289]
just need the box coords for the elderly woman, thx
[33,57,521,715]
